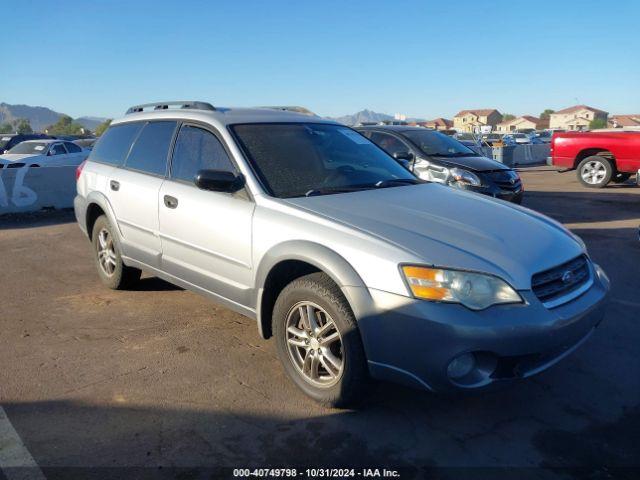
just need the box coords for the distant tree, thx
[589,118,607,130]
[540,109,555,120]
[0,119,32,134]
[14,118,33,134]
[45,115,84,135]
[95,119,112,136]
[502,113,516,122]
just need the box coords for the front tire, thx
[273,272,368,407]
[577,156,613,188]
[92,215,141,289]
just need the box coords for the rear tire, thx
[273,272,368,407]
[92,215,141,290]
[577,156,613,188]
[612,172,631,184]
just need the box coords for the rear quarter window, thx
[89,123,143,166]
[124,121,177,176]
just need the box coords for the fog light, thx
[447,353,476,379]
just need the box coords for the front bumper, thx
[459,183,523,204]
[345,265,609,392]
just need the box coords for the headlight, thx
[448,167,482,187]
[401,265,522,310]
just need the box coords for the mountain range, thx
[328,109,426,125]
[1,102,420,131]
[0,103,108,132]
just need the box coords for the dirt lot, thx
[1,167,639,479]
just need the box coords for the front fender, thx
[254,240,371,338]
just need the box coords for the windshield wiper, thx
[304,186,371,197]
[374,178,422,188]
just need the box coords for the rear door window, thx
[50,143,67,155]
[64,142,82,153]
[89,122,143,166]
[124,121,177,176]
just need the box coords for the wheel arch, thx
[254,241,367,339]
[574,148,616,169]
[84,191,122,241]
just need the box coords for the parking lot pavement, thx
[0,168,639,478]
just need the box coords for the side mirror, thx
[393,151,415,161]
[194,169,245,193]
[392,151,414,171]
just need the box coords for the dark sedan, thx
[356,125,523,203]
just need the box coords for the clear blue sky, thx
[3,0,639,120]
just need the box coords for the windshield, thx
[232,123,418,198]
[403,130,475,157]
[7,142,49,155]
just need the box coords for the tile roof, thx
[553,105,608,115]
[454,109,499,117]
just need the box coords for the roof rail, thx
[259,106,317,116]
[125,101,216,115]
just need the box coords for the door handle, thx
[110,180,120,191]
[164,195,178,209]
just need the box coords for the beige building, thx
[423,118,453,130]
[549,105,608,131]
[608,114,640,128]
[496,115,548,132]
[453,109,502,133]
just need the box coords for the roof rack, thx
[125,101,216,115]
[259,106,317,116]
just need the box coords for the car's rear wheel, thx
[612,172,632,184]
[273,272,368,407]
[577,156,613,188]
[92,215,141,289]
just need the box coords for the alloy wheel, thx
[285,301,344,387]
[97,228,117,276]
[581,160,607,185]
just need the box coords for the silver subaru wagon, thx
[74,101,609,406]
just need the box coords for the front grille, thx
[486,170,521,191]
[532,255,591,305]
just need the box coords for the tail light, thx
[76,160,87,181]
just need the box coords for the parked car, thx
[0,139,88,168]
[75,101,609,406]
[0,133,52,153]
[503,133,530,145]
[534,130,553,143]
[357,126,523,203]
[73,137,97,149]
[481,133,503,146]
[549,131,640,187]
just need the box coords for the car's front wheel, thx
[92,215,141,289]
[273,272,368,407]
[577,156,613,188]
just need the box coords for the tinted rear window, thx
[89,123,143,166]
[125,121,176,176]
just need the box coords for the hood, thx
[284,184,583,289]
[424,154,509,172]
[0,153,40,162]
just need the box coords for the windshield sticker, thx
[338,128,369,145]
[34,146,45,151]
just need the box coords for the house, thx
[453,109,502,133]
[608,114,640,128]
[424,118,453,130]
[496,115,549,132]
[548,105,608,131]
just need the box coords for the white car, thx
[0,139,88,169]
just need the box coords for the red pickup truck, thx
[549,131,640,188]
